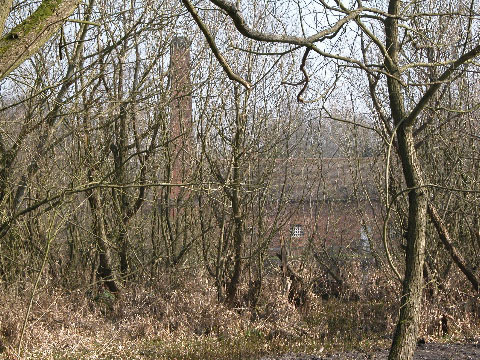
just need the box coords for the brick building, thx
[266,157,382,258]
[168,37,382,261]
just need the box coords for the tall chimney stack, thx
[169,36,192,200]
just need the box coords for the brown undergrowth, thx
[0,269,478,360]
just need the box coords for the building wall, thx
[268,199,381,257]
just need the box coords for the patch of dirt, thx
[261,342,480,360]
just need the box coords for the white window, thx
[360,226,371,252]
[291,224,304,238]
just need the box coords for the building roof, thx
[263,157,382,203]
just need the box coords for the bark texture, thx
[387,127,427,360]
[0,0,14,33]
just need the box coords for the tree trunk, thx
[0,0,82,80]
[226,166,244,306]
[386,1,428,358]
[388,127,427,359]
[226,88,245,306]
[87,188,120,294]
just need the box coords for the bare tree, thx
[0,0,182,291]
[183,1,480,359]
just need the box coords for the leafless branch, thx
[182,0,251,89]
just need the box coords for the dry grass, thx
[0,269,478,360]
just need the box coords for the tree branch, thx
[404,44,480,128]
[208,0,362,45]
[427,203,479,292]
[0,0,82,80]
[182,0,251,89]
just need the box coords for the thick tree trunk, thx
[388,126,427,360]
[0,0,82,80]
[386,1,428,359]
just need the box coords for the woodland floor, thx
[262,341,480,360]
[1,277,478,360]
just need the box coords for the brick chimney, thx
[169,36,192,200]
